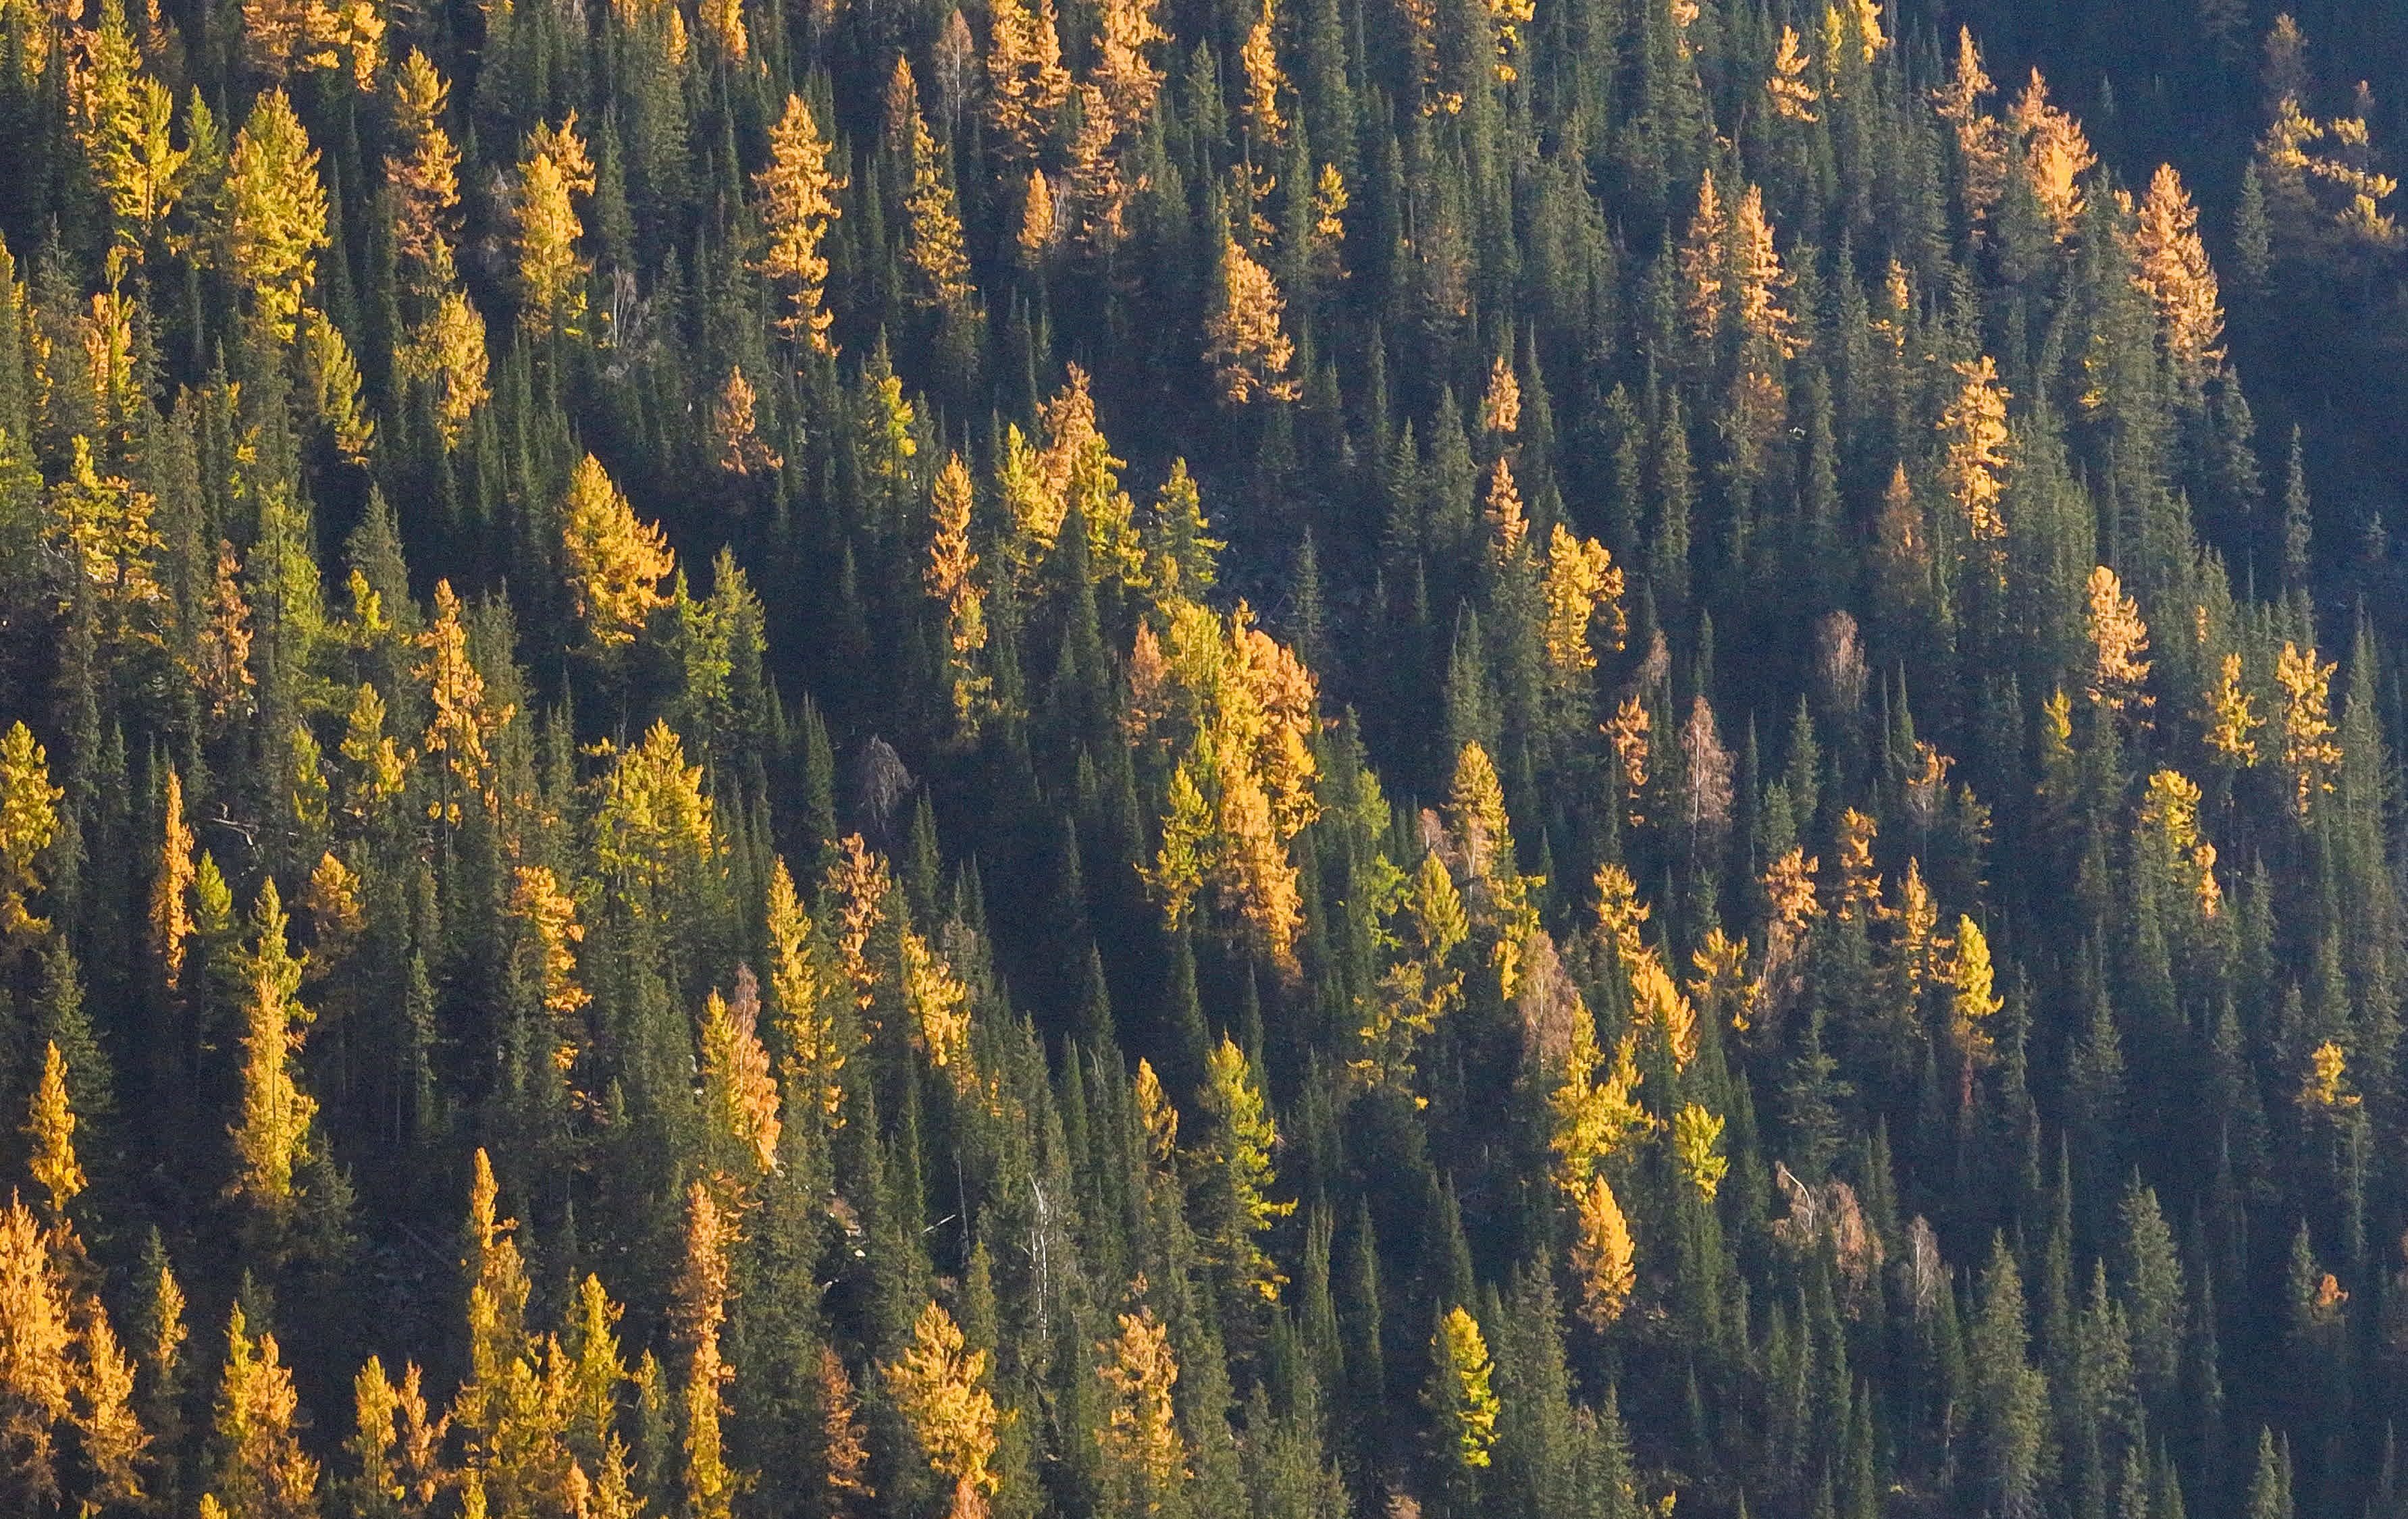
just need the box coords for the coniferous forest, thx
[7,0,2408,1510]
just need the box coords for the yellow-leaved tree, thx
[514,115,596,336]
[700,973,781,1184]
[1193,1036,1294,1304]
[1569,1173,1635,1328]
[887,59,975,318]
[766,857,845,1151]
[754,92,844,353]
[230,881,317,1225]
[1941,355,2011,542]
[2133,163,2226,378]
[881,1301,999,1519]
[1095,1306,1186,1514]
[225,90,328,342]
[2276,641,2341,818]
[1133,600,1320,973]
[1203,236,1298,404]
[25,1043,82,1219]
[0,723,61,945]
[593,720,716,915]
[1423,1306,1499,1477]
[676,1182,739,1519]
[925,454,991,734]
[385,50,461,293]
[0,1194,74,1508]
[205,1303,319,1519]
[560,453,675,648]
[983,0,1071,163]
[151,766,197,990]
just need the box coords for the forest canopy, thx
[0,0,2407,1514]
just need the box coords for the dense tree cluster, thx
[1,0,2408,1513]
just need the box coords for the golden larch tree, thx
[25,1043,81,1217]
[560,453,675,647]
[593,720,716,913]
[230,880,317,1217]
[152,766,197,990]
[712,368,781,476]
[1932,28,2008,223]
[0,724,60,944]
[1479,354,1520,436]
[754,93,844,352]
[207,1303,319,1519]
[700,974,782,1181]
[47,436,164,618]
[766,857,845,1135]
[1091,0,1167,138]
[1096,1307,1186,1513]
[888,59,975,317]
[2276,641,2342,818]
[78,0,186,263]
[2203,651,2263,766]
[1569,1173,1635,1328]
[1540,524,1624,676]
[2011,69,2095,238]
[0,1196,74,1507]
[1672,1102,1729,1200]
[1678,169,1724,347]
[698,0,745,60]
[1238,0,1284,146]
[1196,1036,1295,1302]
[1768,26,1818,119]
[2085,564,2152,714]
[983,0,1071,163]
[1940,355,2011,540]
[675,1182,738,1519]
[816,1344,872,1510]
[514,114,596,336]
[881,1301,999,1519]
[510,864,588,1074]
[417,581,513,820]
[396,287,490,450]
[226,90,328,342]
[194,542,257,718]
[1203,236,1297,404]
[926,454,991,732]
[74,1300,147,1509]
[1425,1306,1499,1472]
[384,50,462,293]
[2133,163,2226,375]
